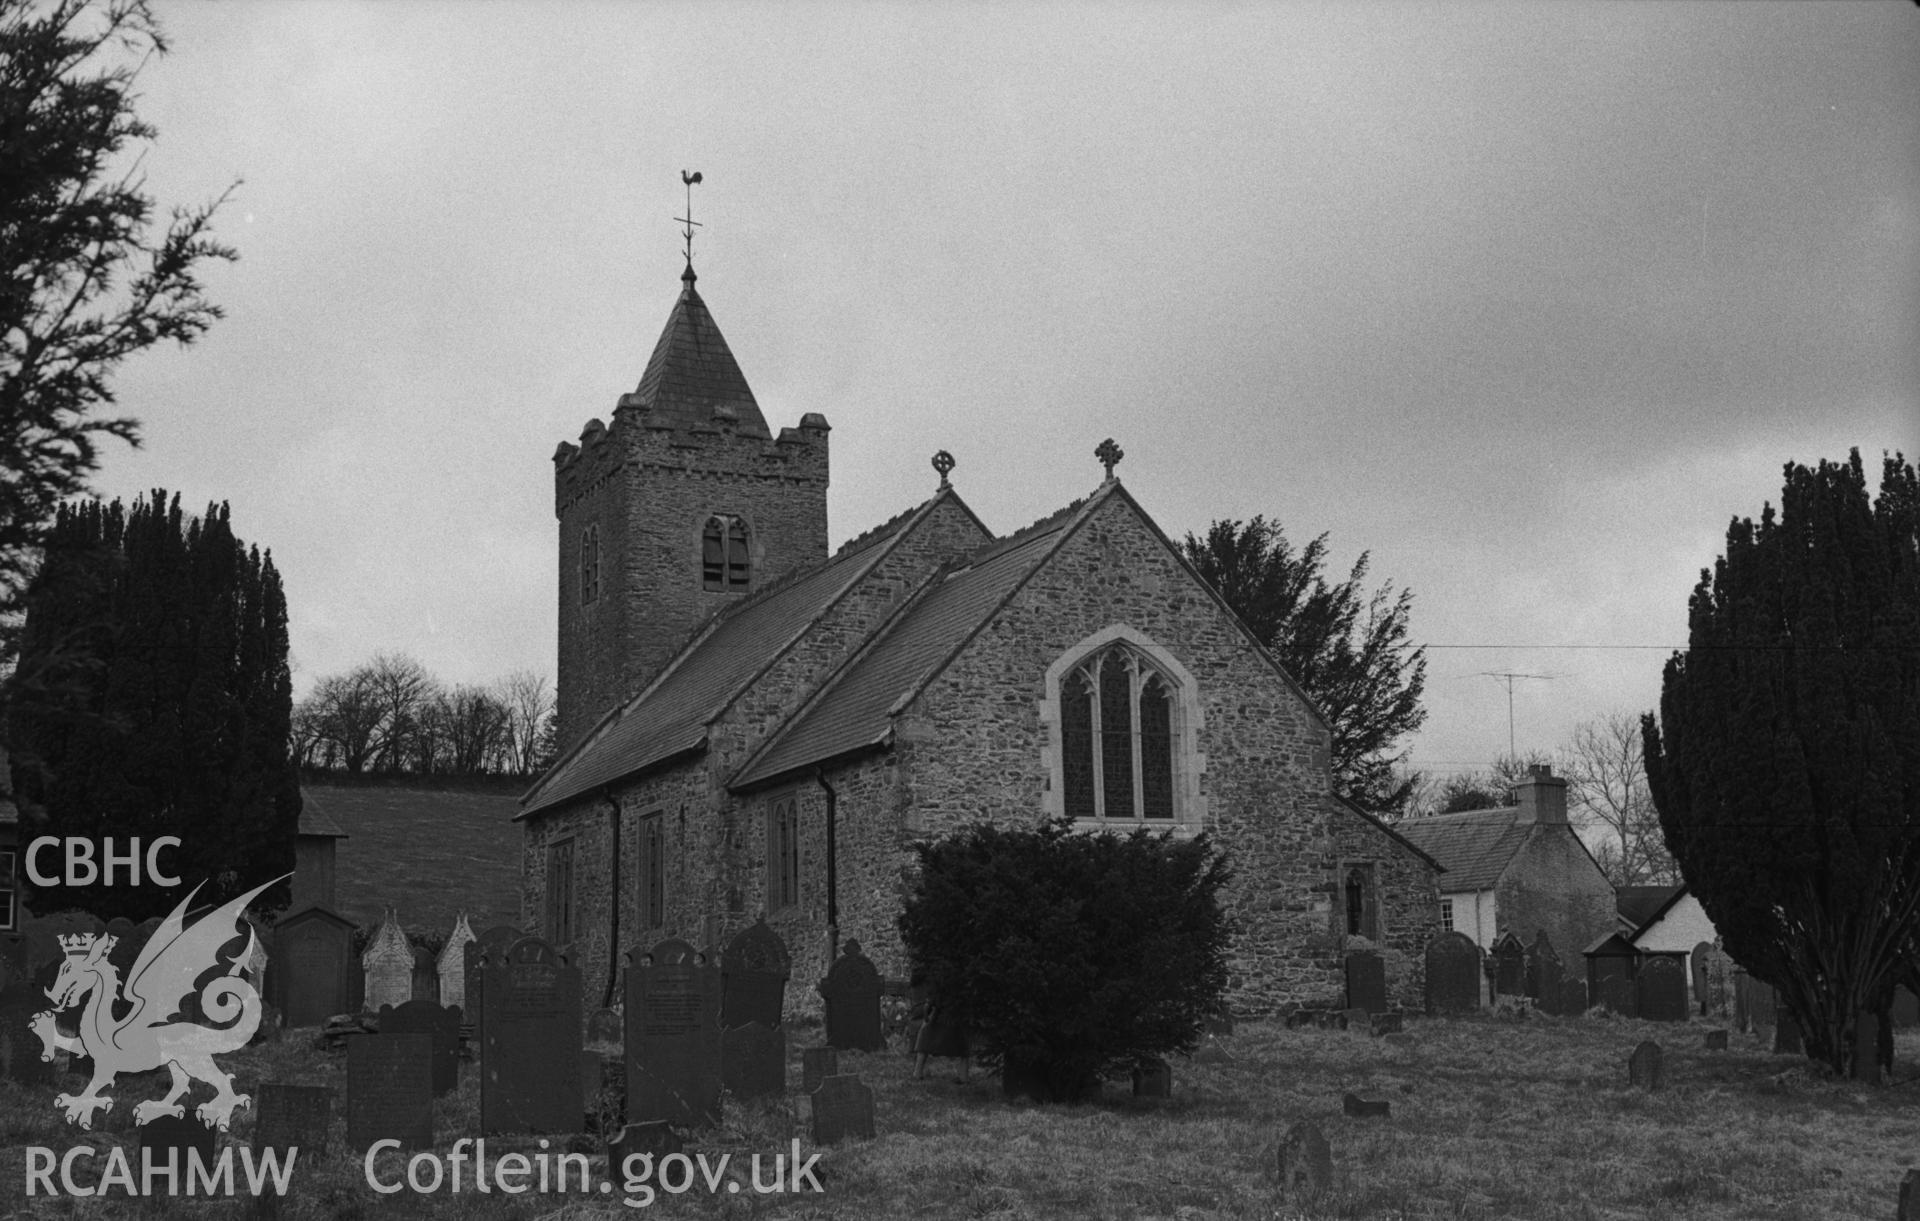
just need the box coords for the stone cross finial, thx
[1095,438,1123,479]
[931,450,955,487]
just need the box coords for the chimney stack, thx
[1511,763,1567,826]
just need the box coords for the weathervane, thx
[932,450,955,487]
[1095,438,1123,479]
[676,170,703,273]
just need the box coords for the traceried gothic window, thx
[580,524,601,604]
[1059,643,1180,823]
[702,515,751,591]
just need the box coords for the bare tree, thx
[495,669,555,777]
[363,651,436,772]
[432,684,509,775]
[1562,711,1675,886]
[302,668,382,773]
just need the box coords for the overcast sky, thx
[92,1,1917,783]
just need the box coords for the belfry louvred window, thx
[702,516,751,591]
[1060,643,1178,822]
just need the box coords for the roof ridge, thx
[833,494,938,560]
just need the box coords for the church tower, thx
[553,263,830,750]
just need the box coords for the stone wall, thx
[1326,802,1443,1011]
[1496,826,1616,965]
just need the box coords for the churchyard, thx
[0,983,1914,1219]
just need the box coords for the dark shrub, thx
[897,817,1231,1102]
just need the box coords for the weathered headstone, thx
[378,999,461,1097]
[1773,1009,1803,1055]
[361,910,413,1014]
[481,936,583,1135]
[409,944,437,1005]
[270,906,357,1028]
[721,919,791,1030]
[1560,978,1588,1016]
[436,915,475,1013]
[1705,1029,1729,1051]
[347,1033,433,1151]
[1132,1057,1172,1098]
[802,1046,839,1094]
[1628,1039,1663,1090]
[1342,1092,1390,1118]
[626,937,722,1129]
[587,1007,622,1046]
[1275,1120,1331,1203]
[1526,932,1564,1015]
[1637,955,1688,1023]
[810,1074,875,1145]
[819,940,884,1052]
[1492,933,1526,997]
[1424,932,1480,1015]
[139,1112,218,1168]
[1344,951,1387,1014]
[1690,941,1714,1015]
[464,924,523,1046]
[253,1082,333,1156]
[1891,986,1919,1029]
[721,1021,786,1100]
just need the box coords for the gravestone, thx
[254,1082,333,1156]
[721,919,791,1030]
[722,1021,785,1100]
[437,915,475,1013]
[819,940,884,1052]
[1586,935,1638,1018]
[1851,1011,1884,1084]
[1690,941,1714,1015]
[270,906,357,1027]
[1891,986,1919,1029]
[608,1120,683,1168]
[1774,1010,1803,1055]
[1705,1029,1729,1051]
[1344,951,1387,1014]
[1628,1040,1663,1090]
[1424,932,1480,1015]
[1275,1120,1331,1203]
[1132,1057,1172,1098]
[378,999,461,1097]
[360,910,413,1013]
[464,924,523,1045]
[626,937,722,1129]
[802,1046,839,1094]
[347,1033,433,1151]
[1342,1092,1390,1118]
[1637,955,1688,1023]
[810,1074,875,1145]
[1899,1168,1919,1221]
[1492,934,1526,997]
[1526,932,1564,1015]
[410,944,437,1005]
[1560,978,1588,1016]
[481,936,583,1135]
[139,1112,218,1169]
[587,1007,622,1046]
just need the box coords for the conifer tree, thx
[1642,450,1919,1079]
[8,490,297,919]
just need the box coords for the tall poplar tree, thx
[8,490,297,919]
[1642,450,1919,1079]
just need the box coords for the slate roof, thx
[520,497,943,819]
[1617,883,1685,931]
[729,501,1089,789]
[630,271,770,438]
[1393,806,1530,892]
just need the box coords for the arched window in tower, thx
[1057,641,1184,823]
[580,524,601,604]
[702,515,752,591]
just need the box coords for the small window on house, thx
[546,839,575,945]
[766,794,800,912]
[0,849,15,931]
[702,516,751,591]
[1439,898,1454,933]
[637,812,665,931]
[580,524,601,604]
[1345,865,1379,940]
[1057,641,1182,823]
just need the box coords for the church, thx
[516,258,1444,1018]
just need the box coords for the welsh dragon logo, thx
[34,874,286,1132]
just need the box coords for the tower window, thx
[580,524,601,604]
[702,515,751,591]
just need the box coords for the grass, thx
[0,1011,1914,1220]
